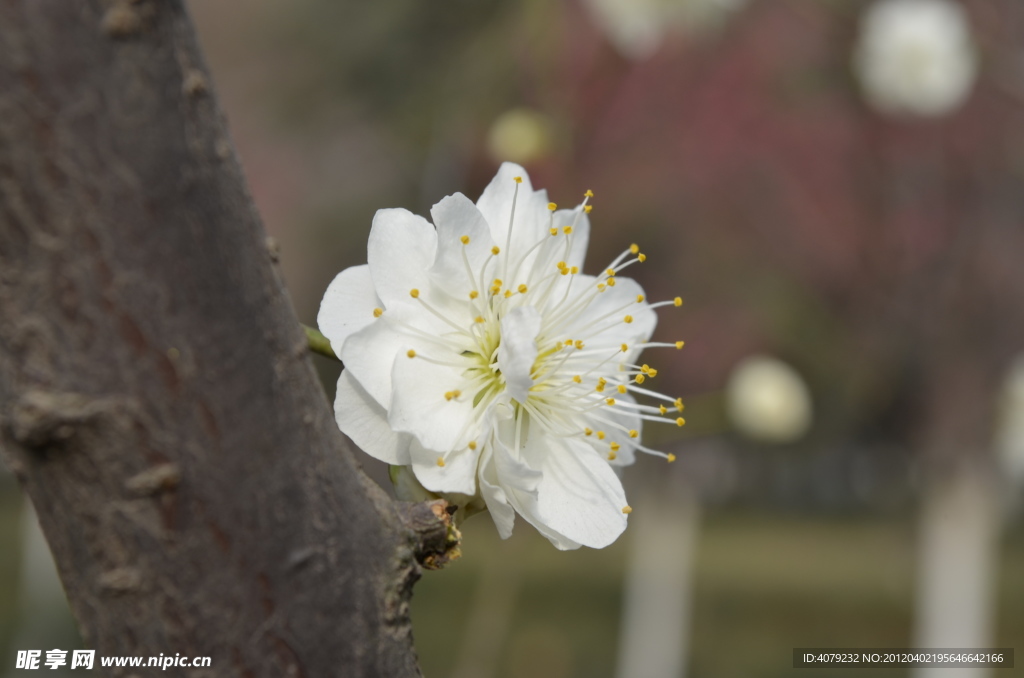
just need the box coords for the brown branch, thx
[0,1,444,675]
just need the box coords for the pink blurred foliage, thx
[189,0,1024,453]
[496,0,1024,450]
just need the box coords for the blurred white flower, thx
[853,0,978,117]
[583,0,748,61]
[726,355,812,443]
[486,109,553,165]
[319,163,685,549]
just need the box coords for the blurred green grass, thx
[412,509,1024,678]
[1,478,1021,677]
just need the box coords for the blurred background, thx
[2,0,1024,676]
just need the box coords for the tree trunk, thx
[0,2,450,675]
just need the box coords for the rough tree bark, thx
[0,1,455,676]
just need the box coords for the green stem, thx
[303,324,339,362]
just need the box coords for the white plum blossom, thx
[853,0,978,117]
[583,0,749,60]
[318,163,685,550]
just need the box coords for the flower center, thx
[396,178,689,464]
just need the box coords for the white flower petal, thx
[476,162,532,240]
[597,392,642,466]
[389,349,480,452]
[517,209,590,294]
[476,163,549,267]
[429,193,498,297]
[522,436,628,549]
[339,304,424,408]
[497,305,542,403]
[367,208,438,307]
[317,265,383,355]
[408,438,478,496]
[490,437,582,550]
[562,274,657,359]
[334,369,412,465]
[478,447,516,539]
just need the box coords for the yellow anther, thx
[635,374,646,384]
[373,307,384,318]
[573,375,582,383]
[610,442,621,452]
[560,267,569,276]
[518,284,528,294]
[565,339,574,346]
[676,417,686,427]
[475,316,485,323]
[641,364,650,373]
[437,457,445,467]
[608,452,617,461]
[675,398,684,411]
[624,315,633,324]
[598,377,607,385]
[574,340,584,349]
[492,245,501,255]
[491,287,501,296]
[444,391,454,401]
[667,453,677,463]
[617,384,627,394]
[469,290,479,299]
[606,268,616,277]
[638,253,647,262]
[585,189,594,198]
[514,176,523,183]
[550,227,558,236]
[409,288,420,298]
[629,430,638,438]
[606,398,616,406]
[453,390,461,398]
[622,506,633,514]
[563,225,573,234]
[557,261,567,270]
[584,427,593,436]
[629,243,640,254]
[607,278,616,287]
[504,290,512,298]
[548,202,557,211]
[674,296,683,307]
[675,341,685,349]
[584,205,593,214]
[468,441,477,450]
[407,349,417,358]
[637,295,645,303]
[621,343,628,352]
[595,383,605,392]
[598,283,607,291]
[570,266,579,274]
[659,405,668,414]
[460,235,470,245]
[493,278,503,285]
[597,431,606,440]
